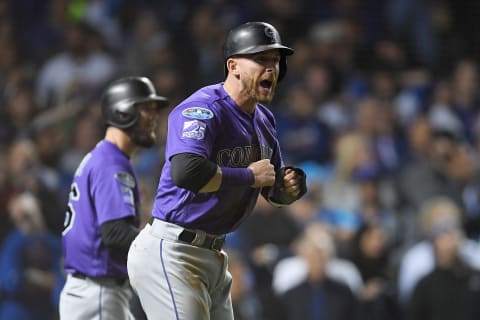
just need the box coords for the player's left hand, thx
[282,167,303,198]
[269,166,307,205]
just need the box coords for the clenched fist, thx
[248,159,275,188]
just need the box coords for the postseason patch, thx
[115,172,135,206]
[181,107,214,120]
[182,120,206,140]
[115,172,136,188]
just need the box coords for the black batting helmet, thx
[101,77,168,129]
[223,22,294,81]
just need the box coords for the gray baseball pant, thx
[127,220,233,320]
[59,274,134,320]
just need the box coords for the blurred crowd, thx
[2,0,480,319]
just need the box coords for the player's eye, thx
[255,55,280,65]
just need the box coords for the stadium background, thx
[1,0,480,319]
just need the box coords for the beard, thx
[241,74,276,104]
[127,124,157,148]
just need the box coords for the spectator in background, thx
[354,95,408,175]
[227,248,263,320]
[233,196,301,320]
[6,139,63,235]
[394,66,431,127]
[281,37,313,85]
[35,20,117,109]
[349,223,399,320]
[187,5,226,85]
[449,59,479,146]
[273,222,364,297]
[407,200,480,320]
[322,132,371,213]
[0,147,14,243]
[30,124,66,234]
[320,132,375,256]
[59,114,102,178]
[396,125,463,244]
[0,83,38,142]
[309,62,352,134]
[397,197,480,306]
[427,79,460,139]
[121,11,173,77]
[278,222,357,320]
[7,0,65,63]
[404,115,432,162]
[150,65,184,107]
[385,0,439,67]
[353,166,398,238]
[276,83,332,165]
[0,192,64,320]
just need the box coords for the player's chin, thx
[132,133,157,148]
[256,88,275,104]
[257,94,274,104]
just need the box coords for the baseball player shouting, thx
[128,22,307,320]
[59,77,169,320]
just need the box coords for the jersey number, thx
[62,204,75,235]
[63,183,79,235]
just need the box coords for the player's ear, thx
[227,58,240,78]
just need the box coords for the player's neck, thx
[104,127,135,158]
[223,78,256,114]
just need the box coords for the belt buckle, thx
[211,236,224,250]
[190,230,206,247]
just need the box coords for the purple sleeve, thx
[92,165,137,225]
[165,104,218,160]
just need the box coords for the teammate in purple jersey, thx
[59,77,168,320]
[128,22,308,320]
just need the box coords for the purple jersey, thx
[152,83,284,234]
[62,140,140,278]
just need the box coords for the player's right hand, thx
[248,159,275,188]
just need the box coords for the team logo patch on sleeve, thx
[182,120,206,140]
[182,107,214,119]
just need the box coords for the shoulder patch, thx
[182,107,214,120]
[114,172,136,188]
[182,120,206,140]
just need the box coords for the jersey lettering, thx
[216,144,272,167]
[260,144,273,159]
[75,153,92,177]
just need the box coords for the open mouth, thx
[260,80,273,89]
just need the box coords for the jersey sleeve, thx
[165,103,218,160]
[91,164,138,225]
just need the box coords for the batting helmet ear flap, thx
[278,55,288,82]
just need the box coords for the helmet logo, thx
[264,27,279,44]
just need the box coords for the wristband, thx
[221,167,254,186]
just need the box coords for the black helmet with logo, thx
[223,22,294,81]
[101,77,169,129]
